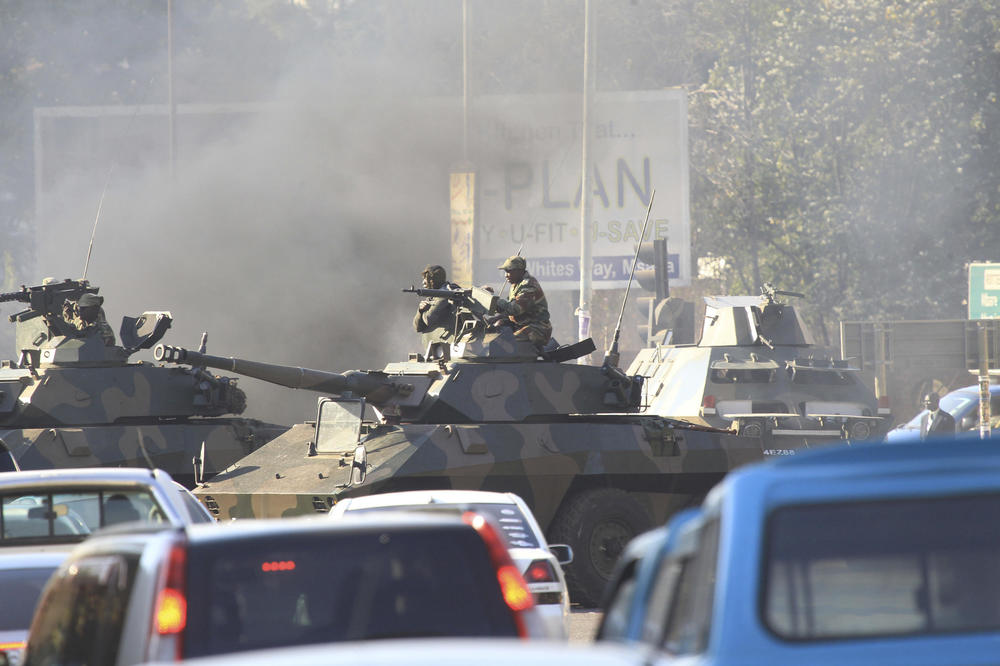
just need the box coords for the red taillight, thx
[156,589,187,634]
[497,564,534,611]
[702,394,716,408]
[154,543,187,660]
[462,511,535,637]
[878,395,890,409]
[524,559,557,583]
[261,560,296,572]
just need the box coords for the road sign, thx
[969,263,1000,319]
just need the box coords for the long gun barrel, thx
[153,344,412,403]
[0,289,30,304]
[402,286,472,300]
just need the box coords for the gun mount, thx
[0,278,287,486]
[630,286,889,445]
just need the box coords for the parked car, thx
[596,436,1000,665]
[330,490,572,638]
[23,512,547,665]
[0,467,212,666]
[886,382,1000,441]
[0,550,66,666]
[145,638,641,666]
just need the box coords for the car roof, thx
[709,436,1000,508]
[0,549,72,567]
[147,638,640,666]
[184,512,479,542]
[338,489,520,509]
[0,467,172,490]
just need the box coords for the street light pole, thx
[576,0,595,362]
[167,0,177,179]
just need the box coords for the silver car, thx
[0,467,213,665]
[329,490,573,638]
[23,513,548,665]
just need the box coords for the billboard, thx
[469,89,689,290]
[969,262,1000,319]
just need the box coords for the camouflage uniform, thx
[496,256,552,347]
[413,265,459,337]
[65,293,117,347]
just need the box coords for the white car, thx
[0,467,213,665]
[146,638,641,666]
[329,490,573,639]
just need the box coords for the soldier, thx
[494,255,552,348]
[63,292,116,346]
[413,265,459,335]
[920,392,956,438]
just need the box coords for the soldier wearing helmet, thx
[62,292,116,346]
[494,255,552,348]
[413,265,460,335]
[920,392,956,438]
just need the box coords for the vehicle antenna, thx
[82,81,153,280]
[604,189,656,368]
[82,161,117,280]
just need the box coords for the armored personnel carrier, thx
[628,284,889,448]
[154,284,780,606]
[0,278,287,486]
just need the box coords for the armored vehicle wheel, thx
[548,488,652,608]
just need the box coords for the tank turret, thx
[630,284,889,444]
[0,278,287,486]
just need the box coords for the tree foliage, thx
[688,0,1000,333]
[1,0,997,331]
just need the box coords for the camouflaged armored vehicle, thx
[628,284,889,448]
[153,283,779,606]
[0,279,287,487]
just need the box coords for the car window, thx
[345,503,541,549]
[940,392,977,416]
[0,567,61,630]
[598,560,639,640]
[177,487,214,523]
[710,369,773,384]
[789,369,856,386]
[183,527,518,657]
[641,556,683,645]
[763,494,1000,640]
[24,554,139,666]
[1,489,165,542]
[661,520,719,656]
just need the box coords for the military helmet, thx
[421,265,447,288]
[498,255,526,271]
[78,293,104,308]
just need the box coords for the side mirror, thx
[548,543,574,565]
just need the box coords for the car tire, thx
[548,488,652,608]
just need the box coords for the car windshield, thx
[184,527,518,657]
[1,489,166,543]
[763,493,1000,640]
[345,502,541,549]
[0,566,59,630]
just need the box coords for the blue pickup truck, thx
[598,437,1000,665]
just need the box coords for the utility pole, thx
[576,0,595,362]
[167,0,177,180]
